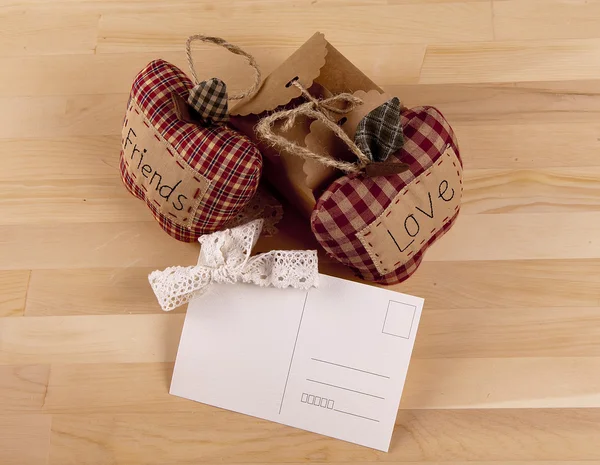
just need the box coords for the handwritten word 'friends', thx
[124,128,189,211]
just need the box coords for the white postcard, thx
[170,274,424,451]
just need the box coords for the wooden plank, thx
[0,270,30,317]
[0,314,184,365]
[454,121,600,170]
[41,357,600,414]
[0,136,120,181]
[24,257,600,316]
[426,212,600,262]
[337,44,426,85]
[97,3,493,53]
[6,211,600,269]
[404,357,600,409]
[0,43,424,98]
[389,0,489,3]
[3,304,600,366]
[48,409,600,464]
[4,139,600,220]
[35,150,600,225]
[462,167,600,214]
[420,39,600,84]
[6,208,596,270]
[494,0,600,41]
[0,9,98,57]
[2,0,463,14]
[43,363,180,414]
[415,306,600,359]
[0,179,152,226]
[0,415,51,465]
[0,50,279,98]
[3,79,600,141]
[384,79,600,124]
[26,268,169,316]
[393,259,600,311]
[0,365,50,412]
[0,94,125,139]
[0,222,198,270]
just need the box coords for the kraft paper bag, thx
[230,32,390,218]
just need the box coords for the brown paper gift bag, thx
[230,32,388,218]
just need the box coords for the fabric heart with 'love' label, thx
[311,105,462,284]
[251,56,462,284]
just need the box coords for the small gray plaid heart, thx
[187,77,229,124]
[354,97,404,162]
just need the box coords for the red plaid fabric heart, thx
[119,59,262,242]
[311,106,462,284]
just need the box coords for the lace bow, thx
[148,220,319,311]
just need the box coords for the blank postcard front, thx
[170,274,424,451]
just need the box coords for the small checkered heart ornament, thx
[355,97,404,162]
[188,77,229,124]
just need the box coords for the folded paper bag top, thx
[230,32,383,217]
[229,32,463,285]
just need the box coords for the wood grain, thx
[0,45,425,98]
[0,270,30,316]
[39,357,600,414]
[26,268,170,316]
[97,3,493,52]
[23,258,600,316]
[0,137,120,180]
[0,179,151,226]
[0,10,98,56]
[0,415,52,465]
[0,94,125,139]
[426,212,600,262]
[3,304,600,368]
[386,80,600,124]
[47,409,600,464]
[493,0,600,41]
[462,167,600,214]
[454,121,600,170]
[0,314,184,365]
[0,365,50,412]
[2,0,600,463]
[0,222,198,270]
[420,39,600,84]
[396,259,600,310]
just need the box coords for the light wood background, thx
[2,0,600,463]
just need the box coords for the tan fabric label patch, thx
[121,101,209,229]
[356,146,462,275]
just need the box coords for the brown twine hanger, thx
[185,34,262,101]
[255,80,376,174]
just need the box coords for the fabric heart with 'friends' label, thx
[119,36,264,242]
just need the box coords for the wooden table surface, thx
[2,0,600,463]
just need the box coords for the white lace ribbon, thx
[148,219,319,311]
